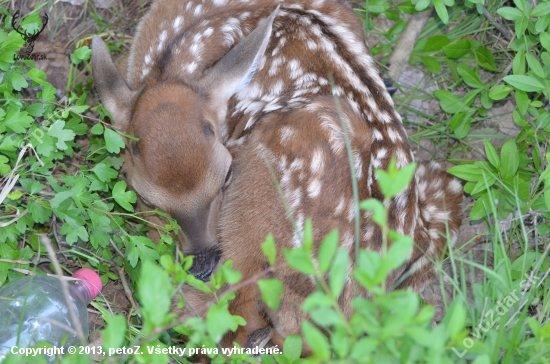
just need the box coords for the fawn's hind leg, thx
[221,285,270,348]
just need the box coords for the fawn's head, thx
[91,9,278,253]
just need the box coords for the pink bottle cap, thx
[73,268,103,299]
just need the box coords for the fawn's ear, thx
[198,6,279,122]
[91,36,136,130]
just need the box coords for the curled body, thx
[91,0,463,352]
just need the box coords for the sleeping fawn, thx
[91,0,463,352]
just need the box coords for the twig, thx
[39,234,86,344]
[0,259,31,264]
[482,6,513,41]
[109,238,125,259]
[388,8,433,81]
[117,267,142,319]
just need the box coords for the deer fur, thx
[91,0,463,353]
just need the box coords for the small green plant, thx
[0,10,177,292]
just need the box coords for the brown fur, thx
[91,0,464,354]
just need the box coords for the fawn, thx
[91,0,463,352]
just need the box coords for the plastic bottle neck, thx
[67,279,92,305]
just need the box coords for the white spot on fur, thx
[373,128,383,141]
[335,197,345,216]
[187,62,198,73]
[353,150,363,180]
[144,54,152,65]
[449,179,462,194]
[279,126,295,145]
[288,59,303,80]
[311,149,324,175]
[173,16,183,31]
[387,128,401,143]
[194,4,203,16]
[307,179,322,198]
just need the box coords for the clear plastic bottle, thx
[0,268,102,363]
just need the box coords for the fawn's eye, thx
[223,167,233,190]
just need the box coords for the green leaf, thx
[489,85,513,100]
[536,14,550,33]
[474,47,499,72]
[260,234,276,266]
[515,15,529,38]
[48,120,76,150]
[112,180,136,212]
[514,0,528,14]
[26,103,44,117]
[49,190,73,209]
[449,112,471,139]
[537,111,550,129]
[484,139,500,169]
[206,302,245,342]
[424,35,449,52]
[470,172,497,195]
[457,64,484,88]
[503,75,545,92]
[443,299,466,338]
[374,159,416,199]
[545,186,550,211]
[442,40,471,59]
[137,260,173,327]
[26,68,48,85]
[91,123,104,135]
[284,248,315,275]
[385,233,413,270]
[330,249,349,298]
[302,321,330,359]
[220,262,242,284]
[526,53,545,78]
[500,139,519,179]
[532,2,550,16]
[0,155,10,176]
[70,46,92,65]
[363,0,391,13]
[129,236,160,268]
[3,108,33,133]
[303,218,313,251]
[541,33,550,52]
[497,7,524,20]
[104,127,126,154]
[360,198,387,227]
[470,192,492,220]
[318,229,338,273]
[10,71,28,91]
[433,0,449,24]
[283,335,302,361]
[480,90,493,109]
[433,90,467,113]
[448,164,482,182]
[101,314,127,350]
[421,57,441,74]
[92,161,118,182]
[258,279,283,310]
[397,1,417,14]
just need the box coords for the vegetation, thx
[0,0,549,362]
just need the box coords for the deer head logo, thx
[12,11,48,55]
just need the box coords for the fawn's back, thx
[91,0,463,351]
